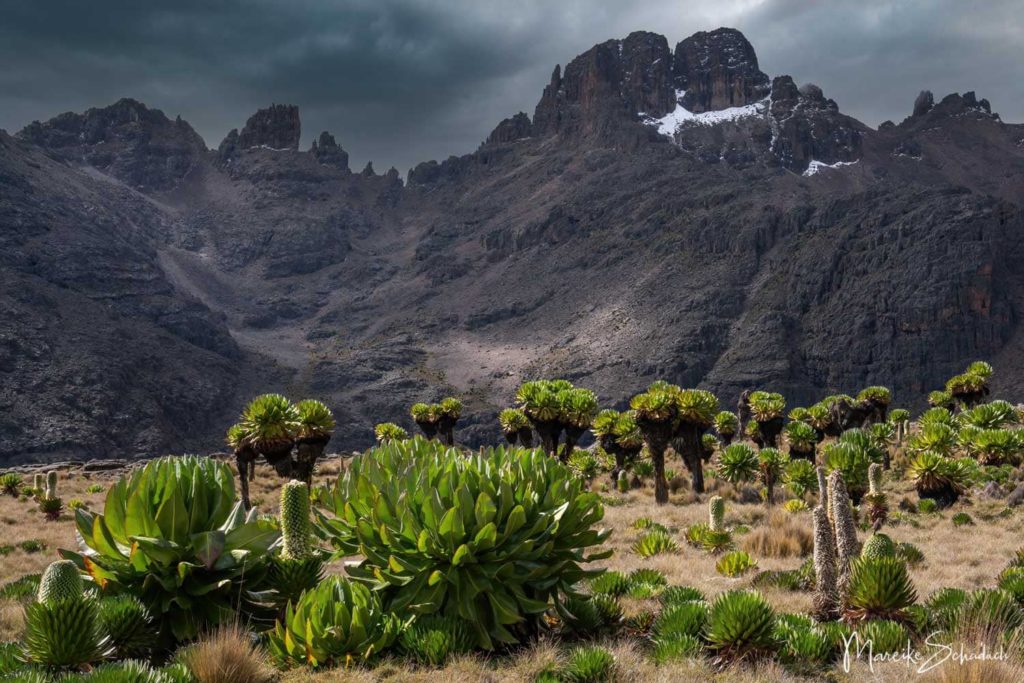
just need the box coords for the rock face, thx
[530,27,859,172]
[913,90,935,117]
[4,27,1024,463]
[768,76,864,171]
[673,28,770,112]
[16,98,206,190]
[532,31,674,137]
[310,131,350,171]
[485,112,533,145]
[235,104,301,150]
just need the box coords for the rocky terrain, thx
[2,27,1024,463]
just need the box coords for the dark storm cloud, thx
[1,1,1021,173]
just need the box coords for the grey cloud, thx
[1,0,1020,173]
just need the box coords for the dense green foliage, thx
[317,438,610,649]
[266,576,403,668]
[60,456,279,644]
[705,590,777,664]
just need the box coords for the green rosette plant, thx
[436,397,464,446]
[240,393,299,454]
[59,456,280,646]
[959,400,1017,430]
[748,391,786,447]
[1,472,23,497]
[23,560,108,669]
[705,590,778,665]
[784,459,818,498]
[96,595,156,660]
[785,420,818,460]
[714,411,739,445]
[316,437,611,649]
[844,556,917,623]
[499,408,532,446]
[374,422,409,444]
[266,575,403,668]
[716,444,758,484]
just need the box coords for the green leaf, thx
[452,544,472,566]
[190,531,226,570]
[131,536,182,565]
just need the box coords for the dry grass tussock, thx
[1,456,1024,681]
[179,624,277,683]
[740,508,813,558]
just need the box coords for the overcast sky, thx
[1,0,1021,173]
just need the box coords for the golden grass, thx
[179,624,278,683]
[0,457,1022,681]
[739,508,813,558]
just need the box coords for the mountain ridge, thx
[2,27,1024,463]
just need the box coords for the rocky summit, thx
[2,28,1024,463]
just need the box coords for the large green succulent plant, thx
[845,557,917,622]
[959,400,1017,430]
[969,428,1020,466]
[97,595,156,660]
[266,576,404,668]
[908,422,956,456]
[820,429,885,501]
[316,438,610,649]
[60,456,280,645]
[856,386,892,406]
[499,408,532,445]
[705,590,778,664]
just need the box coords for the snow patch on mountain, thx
[642,90,767,137]
[802,159,859,177]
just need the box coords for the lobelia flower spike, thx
[868,463,882,495]
[267,478,325,606]
[816,466,828,511]
[280,480,312,560]
[709,495,725,532]
[812,505,840,621]
[828,471,860,597]
[45,470,58,500]
[863,462,888,531]
[37,559,82,604]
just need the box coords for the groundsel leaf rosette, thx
[316,437,612,649]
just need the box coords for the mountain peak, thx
[529,27,775,141]
[310,130,350,171]
[233,104,301,151]
[672,27,769,113]
[15,97,206,190]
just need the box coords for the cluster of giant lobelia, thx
[316,437,611,649]
[61,456,280,645]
